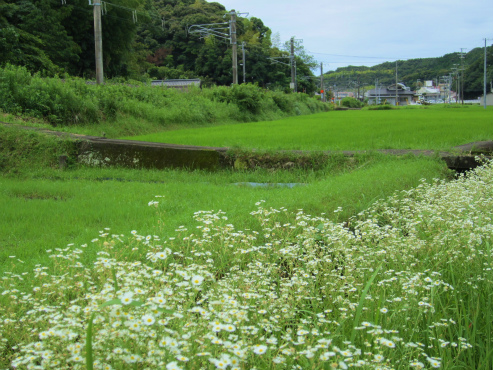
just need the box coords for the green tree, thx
[64,0,144,77]
[463,45,493,97]
[0,1,57,73]
[24,0,81,72]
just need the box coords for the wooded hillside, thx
[0,0,317,92]
[324,47,493,99]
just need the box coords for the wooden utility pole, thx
[320,62,324,102]
[230,10,238,85]
[93,1,104,84]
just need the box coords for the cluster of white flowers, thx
[2,159,493,369]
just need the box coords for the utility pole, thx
[320,62,324,102]
[484,39,491,109]
[459,49,466,104]
[484,39,487,109]
[188,10,247,86]
[241,41,246,84]
[290,37,296,92]
[93,1,104,84]
[452,64,459,103]
[356,76,361,100]
[230,10,238,85]
[395,61,398,106]
[375,78,379,105]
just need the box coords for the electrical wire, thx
[61,0,164,25]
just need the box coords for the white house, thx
[416,86,441,101]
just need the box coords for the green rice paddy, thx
[121,106,493,151]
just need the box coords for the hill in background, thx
[323,46,493,99]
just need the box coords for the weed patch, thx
[1,160,492,369]
[0,125,78,173]
[0,65,329,133]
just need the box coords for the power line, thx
[307,51,411,60]
[62,3,139,24]
[188,10,248,85]
[64,1,164,25]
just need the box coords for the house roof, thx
[367,87,415,97]
[417,87,440,94]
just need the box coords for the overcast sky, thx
[216,0,493,71]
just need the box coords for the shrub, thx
[271,91,293,113]
[0,65,328,129]
[0,65,101,125]
[368,105,394,110]
[341,97,364,108]
[208,84,265,115]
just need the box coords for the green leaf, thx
[99,299,145,308]
[350,264,382,344]
[156,307,175,315]
[85,312,95,370]
[99,299,122,308]
[128,300,145,307]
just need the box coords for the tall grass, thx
[0,124,78,173]
[0,154,450,276]
[1,158,492,369]
[0,64,329,137]
[122,106,493,151]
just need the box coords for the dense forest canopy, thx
[0,0,317,92]
[0,0,491,97]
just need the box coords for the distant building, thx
[333,91,355,100]
[480,92,493,106]
[416,86,441,101]
[367,83,415,106]
[151,79,201,90]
